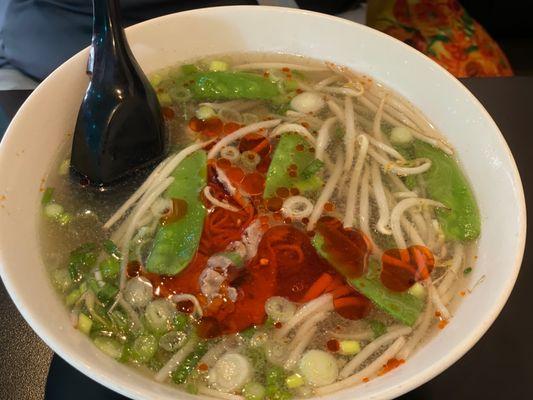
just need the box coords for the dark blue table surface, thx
[1,77,532,400]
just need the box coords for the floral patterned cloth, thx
[367,0,513,77]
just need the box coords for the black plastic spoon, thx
[70,0,165,186]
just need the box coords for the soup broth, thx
[41,53,479,398]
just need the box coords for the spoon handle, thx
[88,0,129,75]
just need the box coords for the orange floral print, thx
[367,0,513,77]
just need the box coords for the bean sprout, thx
[307,152,344,231]
[343,96,356,172]
[339,326,412,378]
[171,294,203,318]
[371,161,392,235]
[343,135,369,228]
[270,123,316,145]
[390,198,446,249]
[316,116,337,161]
[203,186,240,212]
[208,120,281,159]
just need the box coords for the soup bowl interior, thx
[0,6,525,400]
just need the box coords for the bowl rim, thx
[0,5,527,400]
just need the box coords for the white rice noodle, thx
[316,116,337,161]
[327,99,345,122]
[371,161,392,235]
[171,294,203,318]
[321,85,364,97]
[203,186,240,212]
[198,385,245,400]
[233,62,327,72]
[367,147,432,176]
[155,338,198,382]
[314,75,341,90]
[306,152,345,231]
[343,96,356,172]
[284,312,328,370]
[428,281,451,320]
[390,198,446,249]
[103,155,172,229]
[270,122,317,145]
[397,302,434,359]
[343,135,369,228]
[208,119,281,159]
[118,177,174,290]
[274,294,333,339]
[317,337,406,395]
[362,133,405,161]
[437,243,464,299]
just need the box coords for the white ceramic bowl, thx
[0,6,526,400]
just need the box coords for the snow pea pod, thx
[187,71,280,101]
[312,234,423,326]
[413,141,480,241]
[145,150,207,275]
[264,133,323,199]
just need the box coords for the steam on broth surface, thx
[41,53,480,397]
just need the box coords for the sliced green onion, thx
[78,313,93,335]
[159,331,187,352]
[265,297,296,323]
[286,373,304,389]
[93,337,124,359]
[241,151,261,170]
[56,212,72,226]
[99,257,120,281]
[65,286,85,306]
[407,282,426,299]
[195,105,216,120]
[51,268,72,293]
[149,73,162,87]
[97,283,119,305]
[44,203,63,219]
[124,276,153,308]
[243,382,266,400]
[181,64,199,75]
[41,187,55,205]
[339,340,360,355]
[157,92,172,106]
[173,313,189,331]
[209,60,229,72]
[390,126,414,146]
[299,350,338,387]
[144,299,177,334]
[463,267,473,275]
[130,334,158,363]
[58,159,70,175]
